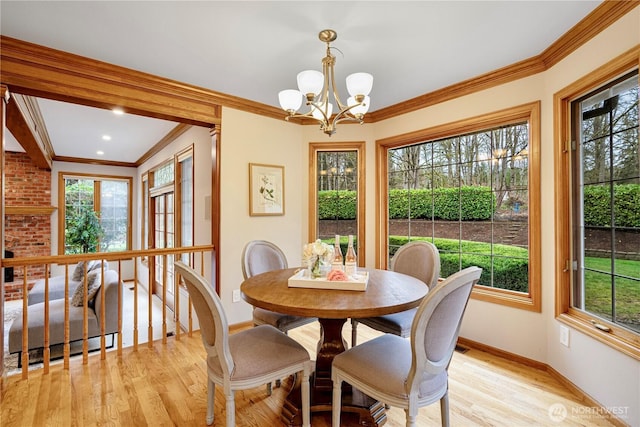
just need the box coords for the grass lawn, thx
[583,257,639,332]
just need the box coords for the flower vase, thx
[310,257,323,278]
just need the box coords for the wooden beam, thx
[0,36,222,127]
[5,95,52,169]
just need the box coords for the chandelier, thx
[278,29,373,136]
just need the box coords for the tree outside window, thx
[60,174,131,254]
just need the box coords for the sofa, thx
[8,267,121,357]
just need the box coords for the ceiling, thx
[0,1,602,163]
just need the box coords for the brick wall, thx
[4,151,52,300]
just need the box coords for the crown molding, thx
[136,123,191,166]
[540,0,639,68]
[52,155,137,168]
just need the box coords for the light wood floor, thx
[0,321,618,427]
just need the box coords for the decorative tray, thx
[287,269,369,291]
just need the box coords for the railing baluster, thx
[133,259,138,351]
[100,259,106,360]
[21,266,28,378]
[82,262,88,364]
[43,264,50,373]
[175,259,180,341]
[117,259,123,356]
[64,264,70,369]
[148,256,153,348]
[162,254,167,345]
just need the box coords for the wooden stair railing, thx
[2,245,213,379]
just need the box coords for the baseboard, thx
[457,336,630,427]
[229,320,253,334]
[457,336,547,370]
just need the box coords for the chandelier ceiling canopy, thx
[278,29,373,136]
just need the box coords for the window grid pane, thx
[388,121,530,293]
[575,71,639,333]
[316,151,358,243]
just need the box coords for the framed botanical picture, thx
[249,163,285,216]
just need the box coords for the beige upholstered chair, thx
[242,240,317,394]
[351,241,440,346]
[242,240,317,333]
[175,261,312,427]
[332,266,482,427]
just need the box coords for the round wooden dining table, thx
[241,267,428,427]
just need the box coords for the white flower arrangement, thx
[302,239,334,263]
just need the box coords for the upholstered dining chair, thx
[174,261,312,427]
[332,266,482,427]
[242,240,317,394]
[351,241,440,347]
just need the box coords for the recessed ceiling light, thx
[112,108,124,115]
[102,135,111,141]
[97,150,105,156]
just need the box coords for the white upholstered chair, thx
[351,241,440,346]
[332,266,482,427]
[175,261,312,427]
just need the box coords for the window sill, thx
[557,312,640,361]
[472,285,541,312]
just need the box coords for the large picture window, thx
[59,173,132,254]
[555,50,639,359]
[377,103,541,311]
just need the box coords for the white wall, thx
[219,108,306,325]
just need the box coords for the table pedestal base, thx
[281,377,387,426]
[280,318,387,427]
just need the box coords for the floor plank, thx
[1,321,618,426]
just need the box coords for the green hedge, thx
[319,187,495,221]
[320,184,639,226]
[389,187,495,220]
[318,190,357,220]
[389,236,529,292]
[583,184,640,228]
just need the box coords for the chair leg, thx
[266,382,272,395]
[225,390,235,427]
[440,392,450,427]
[332,375,342,427]
[206,379,215,425]
[405,408,417,427]
[351,319,358,347]
[301,368,311,427]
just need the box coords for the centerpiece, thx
[302,239,334,278]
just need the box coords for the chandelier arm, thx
[326,56,347,111]
[332,109,364,127]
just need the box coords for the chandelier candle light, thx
[278,29,373,136]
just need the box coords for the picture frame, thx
[249,163,285,216]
